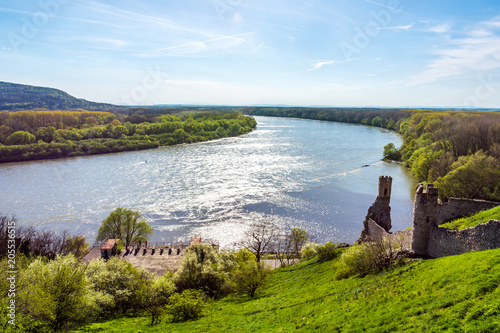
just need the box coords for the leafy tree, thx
[5,131,36,145]
[435,151,500,200]
[383,143,402,161]
[173,243,235,298]
[61,235,89,258]
[85,257,146,314]
[141,272,176,325]
[96,207,153,247]
[235,248,257,265]
[17,254,88,331]
[233,261,270,298]
[290,228,310,254]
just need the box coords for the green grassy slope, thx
[73,249,500,333]
[440,206,500,230]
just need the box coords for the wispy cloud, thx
[308,60,335,71]
[308,58,355,71]
[0,7,37,15]
[429,23,452,34]
[407,17,500,86]
[71,37,129,48]
[78,1,214,37]
[364,0,416,17]
[378,23,414,31]
[157,31,255,52]
[250,42,265,55]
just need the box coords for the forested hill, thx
[0,81,119,111]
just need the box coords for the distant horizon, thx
[1,0,500,108]
[3,79,500,111]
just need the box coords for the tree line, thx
[0,110,257,163]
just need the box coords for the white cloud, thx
[429,23,452,34]
[407,18,500,86]
[378,23,414,31]
[308,60,335,71]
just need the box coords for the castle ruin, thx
[360,177,500,258]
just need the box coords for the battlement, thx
[378,176,392,198]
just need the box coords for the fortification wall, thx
[428,220,500,258]
[437,198,500,224]
[359,219,413,249]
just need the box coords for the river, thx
[0,116,417,247]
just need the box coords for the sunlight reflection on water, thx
[0,116,416,247]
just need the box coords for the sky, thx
[1,0,500,108]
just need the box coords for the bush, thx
[173,243,235,298]
[316,241,341,262]
[300,241,342,262]
[335,238,402,279]
[233,261,271,298]
[300,242,320,260]
[141,272,176,325]
[165,290,205,322]
[5,131,36,145]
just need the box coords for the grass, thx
[440,206,500,230]
[72,248,500,333]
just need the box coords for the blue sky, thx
[1,0,500,107]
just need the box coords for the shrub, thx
[6,131,36,145]
[316,241,341,262]
[165,290,205,322]
[174,243,235,298]
[300,242,320,260]
[233,261,271,298]
[85,257,147,314]
[300,241,342,262]
[141,272,176,325]
[17,254,89,331]
[335,238,402,279]
[235,248,257,265]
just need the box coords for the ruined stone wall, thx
[359,219,413,249]
[437,198,500,224]
[428,220,500,258]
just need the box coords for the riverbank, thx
[0,110,257,163]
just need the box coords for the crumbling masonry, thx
[360,177,500,258]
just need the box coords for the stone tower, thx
[365,176,392,232]
[411,183,438,256]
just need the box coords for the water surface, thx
[0,116,416,247]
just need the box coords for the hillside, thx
[73,248,500,332]
[0,81,119,111]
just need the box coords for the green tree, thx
[61,235,89,258]
[96,208,153,247]
[5,131,36,145]
[17,254,88,331]
[174,243,235,298]
[435,151,500,200]
[233,261,270,298]
[141,272,176,325]
[383,143,402,161]
[290,228,310,254]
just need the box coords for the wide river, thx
[0,116,417,247]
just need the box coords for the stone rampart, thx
[358,178,500,258]
[437,198,500,224]
[428,220,500,258]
